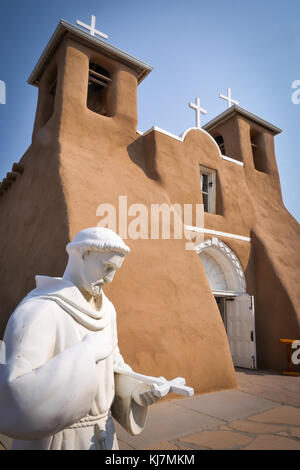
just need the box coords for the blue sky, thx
[0,0,299,221]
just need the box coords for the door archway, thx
[196,237,246,295]
[196,237,256,369]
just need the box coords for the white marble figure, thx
[0,228,193,450]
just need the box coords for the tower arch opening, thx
[214,135,226,156]
[87,62,112,116]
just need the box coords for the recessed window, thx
[250,130,268,173]
[214,135,226,155]
[200,165,216,214]
[49,77,57,97]
[41,67,57,126]
[87,62,112,116]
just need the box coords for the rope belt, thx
[67,411,109,429]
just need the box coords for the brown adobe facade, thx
[0,20,299,394]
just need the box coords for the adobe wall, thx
[0,139,70,338]
[0,37,238,394]
[58,68,299,376]
[209,114,300,370]
[237,118,300,371]
[0,43,72,338]
[0,30,299,394]
[51,40,238,393]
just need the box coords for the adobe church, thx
[0,18,299,394]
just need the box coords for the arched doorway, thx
[197,237,256,369]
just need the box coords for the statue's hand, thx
[131,382,162,407]
[83,331,115,363]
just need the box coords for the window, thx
[41,67,57,126]
[214,135,226,155]
[49,77,57,98]
[200,165,216,214]
[250,130,268,173]
[87,62,112,116]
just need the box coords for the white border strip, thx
[137,127,244,166]
[185,225,251,242]
[221,155,244,167]
[142,126,182,142]
[212,290,240,297]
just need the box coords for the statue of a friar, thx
[0,228,193,450]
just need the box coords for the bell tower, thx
[0,19,153,338]
[203,105,282,180]
[28,18,152,141]
[203,104,283,203]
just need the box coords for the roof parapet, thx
[28,19,153,87]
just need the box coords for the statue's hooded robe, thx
[0,276,148,450]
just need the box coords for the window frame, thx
[200,165,216,214]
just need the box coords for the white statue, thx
[0,228,193,450]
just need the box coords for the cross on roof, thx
[189,97,207,128]
[76,15,108,40]
[219,88,239,109]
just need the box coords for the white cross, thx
[189,97,207,128]
[76,15,108,40]
[219,88,239,108]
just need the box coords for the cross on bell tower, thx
[219,88,239,109]
[76,15,108,40]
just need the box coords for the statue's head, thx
[65,227,130,297]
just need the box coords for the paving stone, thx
[172,441,209,450]
[144,441,191,450]
[172,390,277,422]
[236,369,300,408]
[144,441,179,450]
[248,406,300,426]
[289,428,300,439]
[118,440,136,450]
[244,435,300,450]
[180,430,252,450]
[114,401,223,450]
[228,420,285,434]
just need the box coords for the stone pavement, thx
[116,368,300,450]
[0,368,299,450]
